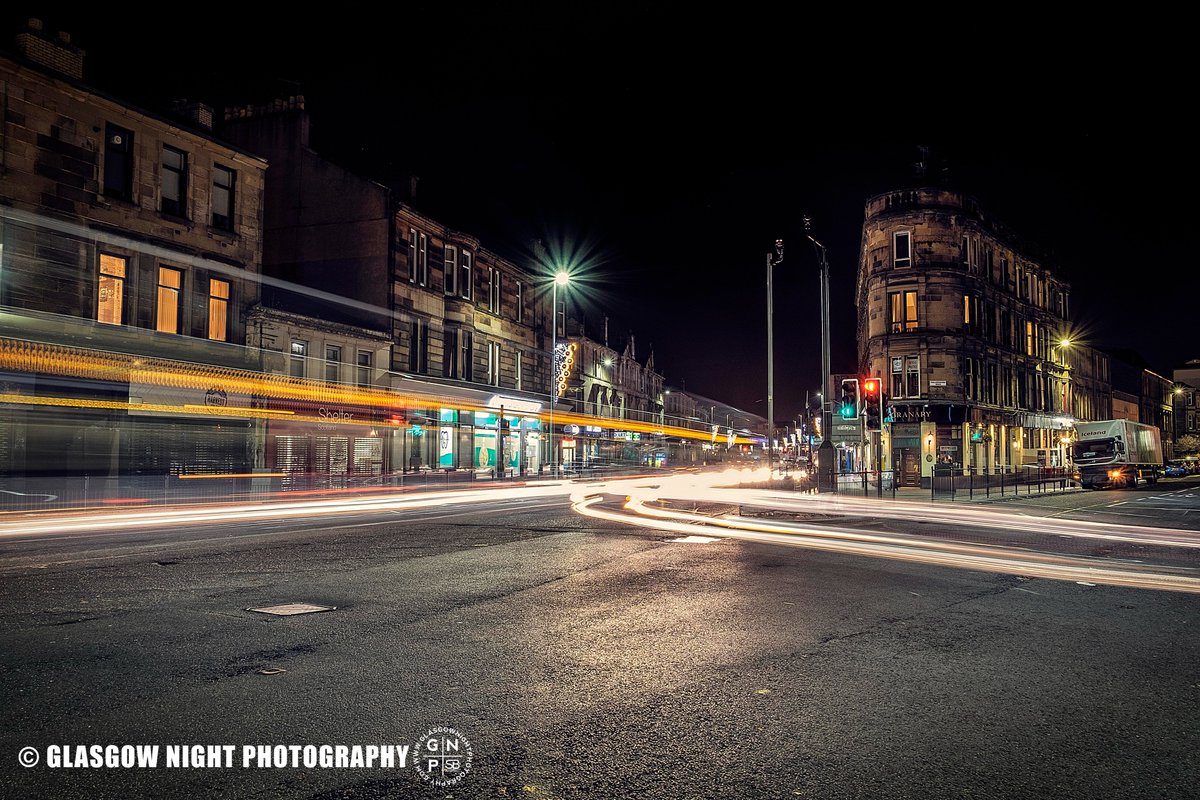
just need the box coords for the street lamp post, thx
[766,239,784,474]
[549,271,570,476]
[805,216,834,492]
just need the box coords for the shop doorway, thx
[899,448,921,487]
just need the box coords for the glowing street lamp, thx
[550,270,570,475]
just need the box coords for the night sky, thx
[5,9,1196,418]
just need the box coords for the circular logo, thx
[18,747,39,768]
[413,726,472,787]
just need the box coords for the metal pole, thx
[767,251,773,475]
[550,281,557,477]
[766,240,783,476]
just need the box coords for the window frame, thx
[103,123,134,202]
[289,339,308,378]
[207,277,230,341]
[211,163,236,231]
[161,145,188,218]
[356,350,373,387]
[460,250,473,301]
[888,290,918,333]
[444,244,457,296]
[488,266,501,314]
[325,345,342,382]
[97,253,127,326]
[155,265,184,335]
[893,230,912,269]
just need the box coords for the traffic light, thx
[862,377,881,431]
[839,378,860,419]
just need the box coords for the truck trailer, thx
[1071,420,1163,489]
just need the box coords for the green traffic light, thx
[840,405,856,418]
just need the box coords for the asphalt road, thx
[1,481,1199,799]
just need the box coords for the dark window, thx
[408,320,427,373]
[356,350,372,387]
[161,146,187,217]
[893,231,911,268]
[515,280,524,322]
[103,124,134,201]
[443,329,458,378]
[461,330,473,381]
[444,245,457,295]
[212,164,235,231]
[325,346,342,382]
[460,250,473,300]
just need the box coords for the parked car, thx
[1164,462,1188,477]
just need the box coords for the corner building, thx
[856,189,1110,486]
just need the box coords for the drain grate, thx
[247,603,336,616]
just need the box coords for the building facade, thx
[222,101,549,474]
[0,21,266,490]
[856,188,1109,486]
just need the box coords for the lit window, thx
[156,266,183,334]
[207,278,230,341]
[97,254,126,325]
[408,228,418,284]
[889,290,918,333]
[161,146,188,217]
[515,350,523,390]
[290,340,307,378]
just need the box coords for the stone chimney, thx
[170,99,215,131]
[15,18,86,80]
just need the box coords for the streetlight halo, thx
[554,271,570,286]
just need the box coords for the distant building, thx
[1171,361,1199,448]
[0,19,266,487]
[856,188,1109,486]
[1110,352,1177,458]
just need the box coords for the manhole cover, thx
[247,603,336,616]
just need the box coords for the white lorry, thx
[1071,420,1163,489]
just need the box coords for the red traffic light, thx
[862,379,879,395]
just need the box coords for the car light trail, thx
[568,475,1200,594]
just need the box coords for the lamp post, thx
[766,239,784,474]
[805,216,834,492]
[549,270,570,476]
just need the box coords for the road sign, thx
[830,419,862,440]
